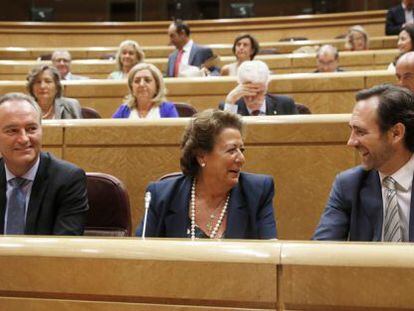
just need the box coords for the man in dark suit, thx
[313,84,414,242]
[386,0,414,35]
[167,20,219,77]
[219,60,297,116]
[0,92,88,235]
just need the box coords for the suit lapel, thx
[237,99,250,116]
[188,44,196,66]
[226,184,248,238]
[25,152,50,234]
[358,170,383,241]
[265,95,278,116]
[164,176,192,237]
[168,51,178,77]
[409,173,414,241]
[0,163,6,234]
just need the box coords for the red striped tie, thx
[174,49,184,77]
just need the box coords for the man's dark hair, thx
[174,19,190,36]
[356,84,414,152]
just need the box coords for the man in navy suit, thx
[166,20,219,77]
[313,84,414,242]
[219,60,298,116]
[0,92,88,235]
[386,0,414,35]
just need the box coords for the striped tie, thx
[383,176,402,242]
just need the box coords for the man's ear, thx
[389,122,406,144]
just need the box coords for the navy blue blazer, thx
[313,166,414,241]
[167,43,219,77]
[219,94,298,116]
[386,4,407,35]
[136,172,277,239]
[0,152,89,235]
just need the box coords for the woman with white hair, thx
[219,60,297,116]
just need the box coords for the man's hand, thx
[225,83,265,104]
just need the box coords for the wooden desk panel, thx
[0,238,279,310]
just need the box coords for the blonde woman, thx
[112,63,178,119]
[344,25,369,51]
[108,40,145,80]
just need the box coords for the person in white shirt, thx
[166,20,219,77]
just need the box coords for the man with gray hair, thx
[0,92,88,235]
[51,50,89,80]
[396,51,414,93]
[314,44,343,73]
[219,60,297,116]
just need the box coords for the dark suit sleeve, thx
[386,8,403,35]
[257,176,277,239]
[312,174,351,241]
[53,167,89,235]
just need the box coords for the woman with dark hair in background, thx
[221,34,260,76]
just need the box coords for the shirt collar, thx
[402,3,413,11]
[379,154,414,191]
[182,39,193,53]
[5,156,40,182]
[246,98,267,115]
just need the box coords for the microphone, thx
[141,191,152,239]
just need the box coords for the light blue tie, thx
[5,178,29,235]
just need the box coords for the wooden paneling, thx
[0,10,386,47]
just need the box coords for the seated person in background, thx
[27,65,82,119]
[51,50,89,80]
[344,25,369,51]
[396,51,414,92]
[136,109,277,239]
[313,84,414,242]
[388,24,414,71]
[112,63,178,119]
[314,44,344,73]
[108,40,145,80]
[386,0,414,35]
[219,60,298,116]
[221,33,260,76]
[167,20,219,77]
[0,92,88,235]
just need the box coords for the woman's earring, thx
[201,162,206,167]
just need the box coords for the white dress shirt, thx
[379,154,414,241]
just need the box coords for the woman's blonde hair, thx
[116,40,145,71]
[345,25,369,51]
[126,62,167,108]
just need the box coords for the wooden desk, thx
[0,36,397,60]
[0,10,386,47]
[0,238,413,310]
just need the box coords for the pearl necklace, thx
[190,178,230,240]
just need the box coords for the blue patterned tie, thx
[383,176,402,242]
[5,178,29,235]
